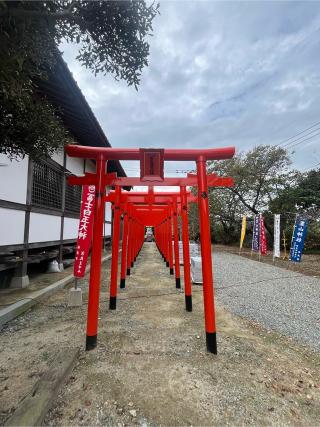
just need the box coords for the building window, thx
[32,159,82,214]
[32,160,63,209]
[65,183,81,214]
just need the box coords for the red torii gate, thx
[105,189,197,289]
[66,145,235,354]
[117,193,199,312]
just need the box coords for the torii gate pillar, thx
[180,185,192,312]
[86,158,106,351]
[197,156,217,354]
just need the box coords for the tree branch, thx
[230,188,259,215]
[0,7,79,21]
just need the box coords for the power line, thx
[306,161,320,170]
[282,127,320,148]
[286,131,320,150]
[277,119,320,147]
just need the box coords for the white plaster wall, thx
[63,217,112,240]
[51,150,65,167]
[105,202,112,222]
[104,222,112,237]
[66,156,84,175]
[63,217,79,240]
[85,160,96,173]
[29,213,61,243]
[0,154,29,204]
[0,208,25,246]
[63,216,111,240]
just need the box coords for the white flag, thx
[273,214,281,259]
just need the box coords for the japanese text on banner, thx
[259,215,267,255]
[273,214,281,258]
[252,215,260,252]
[74,185,95,278]
[289,216,308,263]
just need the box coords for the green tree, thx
[207,145,292,242]
[0,0,159,159]
[270,169,320,218]
[269,168,320,250]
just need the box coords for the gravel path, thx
[213,252,320,351]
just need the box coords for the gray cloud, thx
[61,0,320,174]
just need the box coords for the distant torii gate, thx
[66,145,235,354]
[105,189,197,289]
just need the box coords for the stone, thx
[68,287,82,307]
[10,275,29,289]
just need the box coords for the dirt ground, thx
[214,244,320,278]
[1,243,320,426]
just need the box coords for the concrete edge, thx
[5,347,80,426]
[0,253,113,328]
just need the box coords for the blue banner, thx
[252,215,260,252]
[289,217,308,262]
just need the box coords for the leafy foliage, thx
[189,146,319,249]
[270,169,320,219]
[269,169,320,250]
[208,145,291,215]
[0,0,159,159]
[204,145,291,243]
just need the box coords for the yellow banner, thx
[240,216,246,250]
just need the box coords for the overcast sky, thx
[62,0,320,179]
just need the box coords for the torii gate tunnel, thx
[66,145,235,354]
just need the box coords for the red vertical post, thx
[159,224,162,257]
[86,157,106,351]
[180,185,192,312]
[161,222,165,262]
[126,211,131,275]
[132,220,136,264]
[166,218,169,267]
[164,221,168,266]
[120,204,128,289]
[130,220,135,268]
[172,199,181,288]
[196,156,217,354]
[168,210,174,275]
[109,186,121,310]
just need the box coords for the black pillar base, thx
[166,261,169,267]
[127,268,130,276]
[206,332,217,354]
[175,278,181,289]
[86,335,97,351]
[131,262,134,268]
[120,278,125,289]
[170,268,174,275]
[185,295,192,312]
[109,296,117,310]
